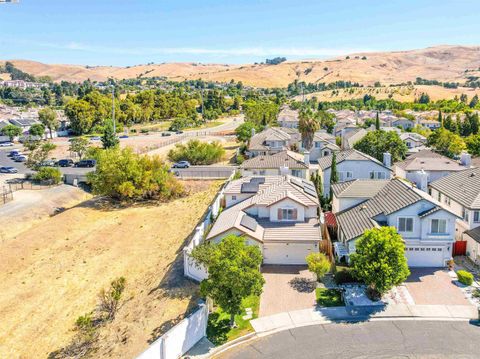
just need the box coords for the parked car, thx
[119,135,129,139]
[75,159,96,168]
[58,159,74,167]
[0,166,18,173]
[171,161,190,169]
[0,142,14,147]
[13,155,27,162]
[39,159,57,167]
[90,136,101,141]
[175,130,184,134]
[8,150,21,157]
[161,132,172,137]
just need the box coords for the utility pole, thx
[111,85,116,134]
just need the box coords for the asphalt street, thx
[218,320,480,359]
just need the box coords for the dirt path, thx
[0,180,221,359]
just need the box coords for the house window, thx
[323,150,330,156]
[259,170,266,175]
[474,211,480,223]
[406,141,412,148]
[444,196,450,206]
[463,207,469,222]
[291,169,302,177]
[398,217,414,233]
[339,171,353,181]
[369,171,386,179]
[431,219,447,234]
[232,195,237,201]
[278,208,297,221]
[315,142,321,148]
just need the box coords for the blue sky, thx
[1,0,479,66]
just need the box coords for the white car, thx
[0,142,14,147]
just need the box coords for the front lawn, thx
[316,288,345,307]
[206,295,259,346]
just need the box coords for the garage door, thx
[263,243,317,265]
[405,246,445,267]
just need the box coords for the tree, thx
[466,134,480,156]
[470,94,479,109]
[438,110,443,128]
[101,120,119,149]
[375,111,380,130]
[38,107,59,139]
[168,139,225,165]
[191,235,264,326]
[353,130,407,163]
[330,151,338,185]
[1,124,22,141]
[29,123,45,138]
[64,99,95,135]
[69,137,91,160]
[350,227,410,299]
[306,252,331,282]
[88,147,184,201]
[427,128,466,158]
[299,108,320,150]
[33,167,62,184]
[26,142,56,169]
[235,122,259,143]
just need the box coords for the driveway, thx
[259,265,316,317]
[405,268,470,305]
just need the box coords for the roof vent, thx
[361,205,367,210]
[470,172,476,177]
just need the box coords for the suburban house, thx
[463,227,480,264]
[429,167,480,239]
[247,127,300,157]
[317,149,393,196]
[419,119,441,129]
[400,132,427,152]
[391,117,415,130]
[206,175,322,265]
[240,150,310,179]
[394,149,470,192]
[277,106,300,128]
[341,128,367,150]
[334,178,460,267]
[302,130,339,162]
[331,179,390,212]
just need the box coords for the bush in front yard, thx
[306,252,331,282]
[457,270,474,286]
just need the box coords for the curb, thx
[208,332,258,358]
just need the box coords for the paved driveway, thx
[259,265,316,317]
[405,268,470,305]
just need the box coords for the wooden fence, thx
[1,187,13,205]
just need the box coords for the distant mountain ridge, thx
[1,45,479,88]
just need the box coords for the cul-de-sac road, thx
[217,320,480,359]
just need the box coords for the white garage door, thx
[405,246,445,267]
[263,243,316,265]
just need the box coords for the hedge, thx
[457,270,474,286]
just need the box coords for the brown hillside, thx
[2,45,480,87]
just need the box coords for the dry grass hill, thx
[2,45,480,88]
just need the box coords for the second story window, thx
[315,142,321,148]
[339,171,353,181]
[370,171,386,179]
[463,207,469,222]
[431,219,447,234]
[398,217,414,233]
[232,195,237,201]
[474,211,480,223]
[278,208,298,221]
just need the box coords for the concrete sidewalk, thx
[250,304,478,333]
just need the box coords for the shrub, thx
[457,270,474,286]
[88,147,184,201]
[98,277,126,321]
[334,267,356,284]
[306,252,331,281]
[236,154,245,165]
[168,139,225,165]
[33,167,62,184]
[472,288,480,298]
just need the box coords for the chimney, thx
[460,152,471,167]
[304,151,310,165]
[280,165,289,176]
[416,169,428,192]
[383,152,391,168]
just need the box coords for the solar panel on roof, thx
[250,177,265,184]
[290,177,303,188]
[304,187,318,197]
[240,215,258,231]
[241,183,259,193]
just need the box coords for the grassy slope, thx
[0,180,222,359]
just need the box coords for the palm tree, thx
[299,108,320,150]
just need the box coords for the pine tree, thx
[330,152,339,184]
[438,110,443,128]
[375,111,380,130]
[101,120,119,149]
